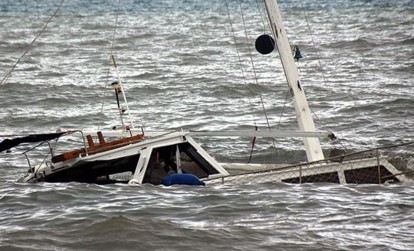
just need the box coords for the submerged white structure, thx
[1,0,411,186]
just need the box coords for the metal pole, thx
[376,149,381,184]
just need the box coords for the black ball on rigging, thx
[255,34,275,55]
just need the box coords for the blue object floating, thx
[162,174,205,186]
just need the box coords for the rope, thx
[0,0,65,86]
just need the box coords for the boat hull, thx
[207,157,408,185]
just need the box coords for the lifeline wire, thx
[0,0,65,86]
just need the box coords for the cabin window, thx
[344,166,398,184]
[282,171,340,183]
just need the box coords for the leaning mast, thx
[264,0,324,161]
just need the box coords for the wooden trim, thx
[97,131,105,144]
[86,135,95,148]
[51,133,144,163]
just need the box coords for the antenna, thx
[110,55,135,131]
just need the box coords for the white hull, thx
[22,130,410,185]
[209,157,409,185]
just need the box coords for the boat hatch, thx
[141,142,221,185]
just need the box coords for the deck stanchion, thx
[376,149,381,184]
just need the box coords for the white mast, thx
[111,55,135,130]
[264,0,324,161]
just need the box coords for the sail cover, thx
[0,132,66,152]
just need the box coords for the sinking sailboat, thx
[1,0,412,185]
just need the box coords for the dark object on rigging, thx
[255,34,275,55]
[293,45,303,61]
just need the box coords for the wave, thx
[324,38,379,50]
[394,63,414,73]
[400,37,414,45]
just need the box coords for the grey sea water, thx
[0,0,413,250]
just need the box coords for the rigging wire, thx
[256,0,289,131]
[297,0,346,147]
[239,0,279,153]
[254,0,269,33]
[98,0,140,132]
[0,0,65,86]
[101,0,141,130]
[297,0,349,151]
[225,0,279,161]
[98,0,121,130]
[224,1,258,120]
[237,1,275,139]
[297,1,331,127]
[224,0,261,163]
[275,90,290,130]
[298,1,330,89]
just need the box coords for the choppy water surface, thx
[1,182,414,251]
[0,0,413,250]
